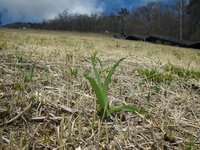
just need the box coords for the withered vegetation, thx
[0,28,200,149]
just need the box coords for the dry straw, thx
[0,28,199,149]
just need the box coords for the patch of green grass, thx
[24,64,35,83]
[185,138,196,150]
[137,68,173,84]
[164,64,200,79]
[16,54,23,63]
[0,33,7,50]
[14,54,36,83]
[84,52,148,119]
[18,63,36,83]
[0,41,7,50]
[138,64,200,84]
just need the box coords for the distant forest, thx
[1,0,200,41]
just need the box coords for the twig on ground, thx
[57,104,78,113]
[4,102,32,125]
[2,136,10,144]
[30,116,62,122]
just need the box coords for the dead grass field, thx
[0,28,200,149]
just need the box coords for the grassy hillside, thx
[0,28,200,149]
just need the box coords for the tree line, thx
[1,0,200,41]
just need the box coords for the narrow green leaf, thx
[103,58,125,96]
[29,64,35,82]
[84,73,106,112]
[91,52,102,87]
[108,105,148,116]
[96,57,103,72]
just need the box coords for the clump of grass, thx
[16,54,23,63]
[164,64,200,79]
[18,63,36,83]
[0,33,7,50]
[0,41,7,50]
[70,67,78,78]
[138,64,200,84]
[24,64,35,83]
[185,138,196,150]
[14,54,36,83]
[138,68,173,83]
[84,52,148,118]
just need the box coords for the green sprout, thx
[70,67,78,78]
[186,138,196,150]
[24,64,35,83]
[84,52,148,118]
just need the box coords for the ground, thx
[0,28,200,149]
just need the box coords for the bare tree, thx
[118,8,129,31]
[0,10,2,25]
[179,0,183,40]
[186,0,200,40]
[6,0,199,41]
[0,9,8,25]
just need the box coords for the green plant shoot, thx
[84,52,148,118]
[24,64,35,83]
[70,67,78,78]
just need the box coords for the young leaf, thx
[84,52,148,118]
[103,58,125,96]
[29,64,35,81]
[107,105,148,116]
[91,52,102,87]
[96,57,103,73]
[84,72,106,112]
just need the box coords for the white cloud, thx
[0,0,104,22]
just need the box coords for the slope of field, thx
[0,28,200,149]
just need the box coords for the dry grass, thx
[0,28,200,149]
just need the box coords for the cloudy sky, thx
[0,0,171,25]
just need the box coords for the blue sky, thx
[0,0,172,25]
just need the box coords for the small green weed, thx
[18,63,35,83]
[70,67,78,78]
[16,54,23,63]
[15,54,36,83]
[24,64,35,83]
[185,138,196,150]
[84,52,148,118]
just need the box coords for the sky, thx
[0,0,172,25]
